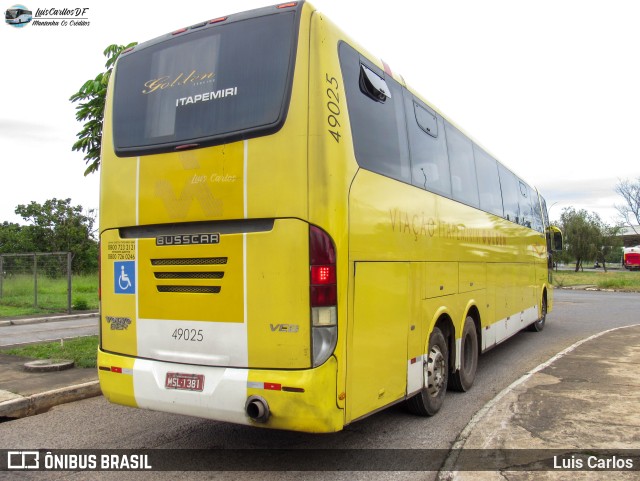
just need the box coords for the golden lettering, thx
[169,72,185,87]
[143,77,170,94]
[142,70,215,95]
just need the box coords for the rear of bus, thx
[98,2,346,433]
[624,246,640,270]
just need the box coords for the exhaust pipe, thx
[245,395,270,423]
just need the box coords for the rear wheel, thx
[406,327,448,416]
[528,295,547,332]
[449,316,478,392]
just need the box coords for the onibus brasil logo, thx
[5,4,32,27]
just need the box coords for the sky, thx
[1,0,639,226]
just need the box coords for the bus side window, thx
[414,102,437,137]
[338,43,410,183]
[473,145,504,217]
[498,165,520,224]
[445,121,480,208]
[540,196,550,230]
[404,93,451,196]
[519,181,533,228]
[531,189,544,233]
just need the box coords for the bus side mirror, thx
[549,226,563,252]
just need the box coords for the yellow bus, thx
[98,1,562,433]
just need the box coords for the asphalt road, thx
[0,289,638,480]
[0,317,99,349]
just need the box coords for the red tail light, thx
[309,226,336,307]
[309,226,338,366]
[311,266,336,284]
[311,286,336,307]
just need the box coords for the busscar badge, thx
[156,233,220,246]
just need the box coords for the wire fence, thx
[0,252,73,314]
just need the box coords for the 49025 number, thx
[325,73,342,143]
[172,328,204,342]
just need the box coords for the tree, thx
[558,208,608,272]
[0,222,26,254]
[70,43,136,176]
[592,219,623,272]
[615,177,640,234]
[14,198,98,274]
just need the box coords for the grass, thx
[0,274,98,318]
[553,269,640,292]
[4,336,98,368]
[0,305,45,317]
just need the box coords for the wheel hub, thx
[426,345,446,396]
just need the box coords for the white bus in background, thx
[5,7,32,25]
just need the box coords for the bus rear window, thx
[112,12,298,156]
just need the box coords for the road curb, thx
[0,381,101,419]
[437,323,640,479]
[8,312,98,326]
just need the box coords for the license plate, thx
[165,372,204,392]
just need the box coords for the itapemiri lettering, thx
[175,87,239,107]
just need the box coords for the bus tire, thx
[405,327,448,416]
[528,295,547,332]
[449,316,478,392]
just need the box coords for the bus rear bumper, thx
[98,349,344,433]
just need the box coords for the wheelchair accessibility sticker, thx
[114,261,136,294]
